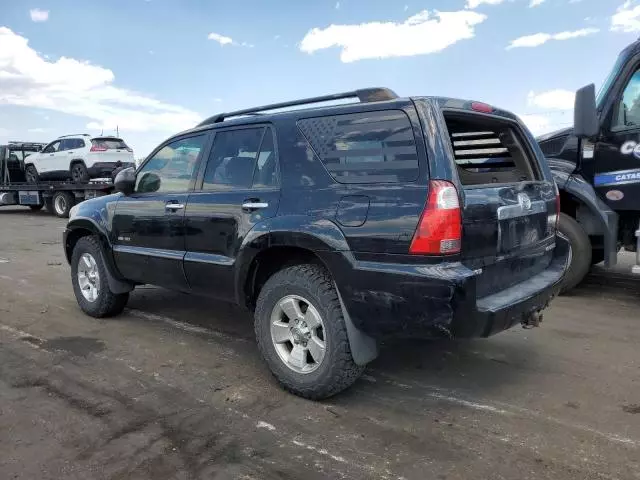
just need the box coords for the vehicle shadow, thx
[126,286,534,400]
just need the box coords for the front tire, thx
[558,213,592,293]
[255,264,364,400]
[71,236,129,318]
[25,165,39,184]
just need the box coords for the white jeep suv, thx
[24,134,135,183]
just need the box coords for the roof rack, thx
[57,133,91,138]
[7,141,47,148]
[197,87,399,127]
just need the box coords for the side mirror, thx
[114,167,136,195]
[574,83,598,139]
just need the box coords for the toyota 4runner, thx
[63,88,569,399]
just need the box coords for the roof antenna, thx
[116,125,119,137]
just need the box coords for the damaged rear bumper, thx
[333,236,570,339]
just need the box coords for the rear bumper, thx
[332,236,569,339]
[87,162,134,178]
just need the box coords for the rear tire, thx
[25,165,39,184]
[254,264,364,400]
[71,236,129,318]
[71,163,89,183]
[558,213,592,293]
[52,191,75,218]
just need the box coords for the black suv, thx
[64,88,569,399]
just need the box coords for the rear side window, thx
[91,138,128,150]
[202,127,277,189]
[62,138,85,150]
[297,110,419,184]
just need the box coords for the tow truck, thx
[539,38,640,292]
[1,141,115,218]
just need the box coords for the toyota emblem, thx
[517,193,532,210]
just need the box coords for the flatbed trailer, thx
[0,180,115,218]
[1,141,116,218]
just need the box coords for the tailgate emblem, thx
[517,193,532,210]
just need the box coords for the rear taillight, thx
[90,145,107,152]
[410,180,462,255]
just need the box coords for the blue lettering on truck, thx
[594,169,640,186]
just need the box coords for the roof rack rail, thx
[197,87,399,127]
[8,141,47,145]
[57,133,91,138]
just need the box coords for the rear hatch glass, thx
[444,112,557,297]
[90,137,134,164]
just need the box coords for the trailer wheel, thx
[558,213,592,294]
[52,191,75,218]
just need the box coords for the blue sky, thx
[0,0,638,157]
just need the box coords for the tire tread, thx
[255,264,363,400]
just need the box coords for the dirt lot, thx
[0,207,638,480]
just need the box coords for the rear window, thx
[444,113,540,186]
[297,110,419,184]
[91,138,129,150]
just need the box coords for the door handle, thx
[242,201,269,210]
[68,151,74,154]
[165,203,185,211]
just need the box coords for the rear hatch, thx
[89,137,134,164]
[443,110,558,298]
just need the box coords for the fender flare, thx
[66,217,134,294]
[557,173,618,267]
[235,216,379,366]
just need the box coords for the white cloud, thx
[335,1,340,9]
[207,32,253,47]
[507,27,599,49]
[404,5,409,11]
[299,9,487,63]
[466,0,505,8]
[27,127,49,133]
[612,1,640,32]
[529,0,545,7]
[207,32,233,46]
[29,9,49,22]
[518,114,551,135]
[528,89,575,110]
[0,27,201,133]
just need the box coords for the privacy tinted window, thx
[297,110,419,184]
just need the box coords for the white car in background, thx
[24,134,135,183]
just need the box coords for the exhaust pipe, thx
[522,310,543,329]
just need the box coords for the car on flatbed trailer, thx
[64,88,570,399]
[1,141,115,217]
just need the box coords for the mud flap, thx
[336,287,378,366]
[99,248,134,294]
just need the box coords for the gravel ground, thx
[0,207,638,480]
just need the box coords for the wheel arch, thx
[559,175,618,267]
[65,219,133,294]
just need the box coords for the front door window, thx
[135,135,207,193]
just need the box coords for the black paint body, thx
[65,96,567,339]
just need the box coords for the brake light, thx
[471,102,493,114]
[90,145,107,152]
[410,180,462,255]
